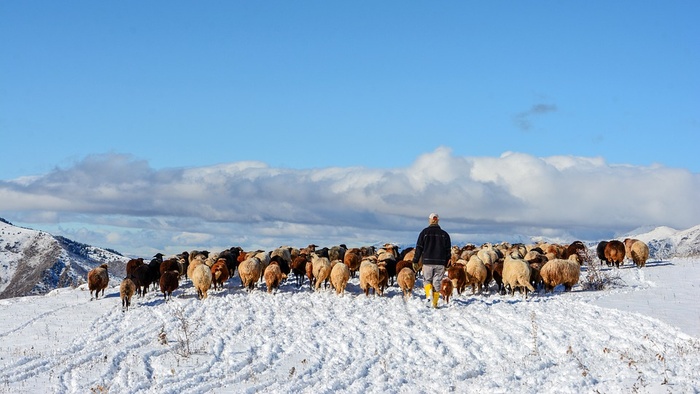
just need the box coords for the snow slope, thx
[0,256,698,393]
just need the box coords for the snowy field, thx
[0,258,699,393]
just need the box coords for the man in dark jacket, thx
[412,213,451,308]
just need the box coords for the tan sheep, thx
[311,253,332,291]
[539,255,581,293]
[239,256,263,291]
[329,261,351,295]
[629,240,649,268]
[190,263,212,300]
[359,257,382,296]
[466,255,488,294]
[187,254,207,279]
[263,262,284,293]
[396,267,416,299]
[502,254,535,298]
[120,278,136,311]
[88,264,109,300]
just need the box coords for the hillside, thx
[0,219,129,299]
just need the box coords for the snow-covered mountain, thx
[0,218,129,299]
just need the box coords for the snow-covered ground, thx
[0,257,698,393]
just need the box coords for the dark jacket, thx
[412,224,451,266]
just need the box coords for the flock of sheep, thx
[85,238,650,309]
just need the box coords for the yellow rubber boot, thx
[424,284,433,300]
[432,291,440,308]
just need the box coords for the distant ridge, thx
[0,219,129,299]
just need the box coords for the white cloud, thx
[1,148,698,256]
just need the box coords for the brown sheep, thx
[290,253,309,287]
[562,241,587,264]
[396,267,416,299]
[159,257,180,276]
[264,261,284,293]
[159,270,179,301]
[344,248,362,278]
[88,264,109,300]
[439,277,454,304]
[210,258,230,291]
[120,278,136,311]
[447,262,467,295]
[604,240,626,268]
[126,258,144,278]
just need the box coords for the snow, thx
[1,257,699,393]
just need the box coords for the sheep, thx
[377,261,389,294]
[465,255,488,295]
[439,277,454,304]
[329,244,347,263]
[562,241,587,264]
[271,247,292,272]
[502,253,535,298]
[604,240,626,268]
[446,262,467,295]
[238,256,263,291]
[187,253,207,279]
[395,260,413,275]
[191,263,212,299]
[290,253,308,287]
[218,247,243,278]
[264,261,284,293]
[131,264,152,297]
[596,241,610,266]
[330,261,351,295]
[160,257,180,276]
[344,248,362,278]
[629,240,649,268]
[539,255,581,293]
[359,257,382,296]
[126,258,144,278]
[88,264,109,300]
[159,270,179,301]
[377,247,398,286]
[396,267,416,299]
[210,258,230,291]
[269,255,290,280]
[311,253,332,291]
[623,238,640,258]
[120,278,136,311]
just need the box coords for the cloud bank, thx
[1,147,698,256]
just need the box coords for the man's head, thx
[429,213,439,224]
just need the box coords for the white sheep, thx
[191,263,212,300]
[359,257,382,296]
[502,253,535,298]
[329,261,350,295]
[239,256,263,291]
[539,255,581,293]
[311,253,332,291]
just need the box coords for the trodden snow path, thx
[0,259,699,393]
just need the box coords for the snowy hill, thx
[0,221,699,392]
[0,219,129,299]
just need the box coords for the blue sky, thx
[1,2,699,256]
